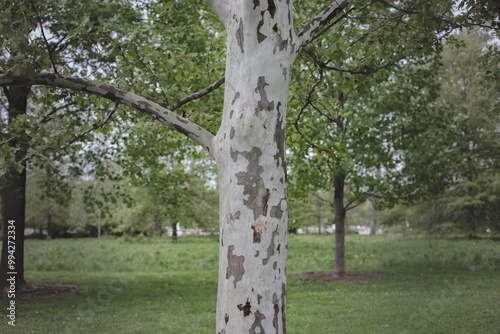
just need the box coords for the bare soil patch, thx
[290,272,386,281]
[1,284,80,298]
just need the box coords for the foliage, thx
[436,29,500,232]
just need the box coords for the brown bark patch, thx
[250,310,266,334]
[237,299,252,317]
[290,272,386,282]
[262,226,279,265]
[261,188,270,216]
[226,245,246,288]
[236,20,245,53]
[0,284,79,298]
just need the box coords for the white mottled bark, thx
[208,1,351,331]
[211,1,295,332]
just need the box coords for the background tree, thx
[0,0,141,290]
[437,29,500,233]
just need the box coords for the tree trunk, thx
[171,222,177,243]
[317,201,322,234]
[368,196,377,236]
[333,174,346,276]
[0,86,30,291]
[210,2,298,332]
[47,213,54,238]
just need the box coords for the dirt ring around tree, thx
[290,272,387,281]
[1,284,80,298]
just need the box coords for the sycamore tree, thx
[0,0,482,332]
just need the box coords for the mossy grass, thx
[1,234,499,333]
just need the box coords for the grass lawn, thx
[1,234,499,333]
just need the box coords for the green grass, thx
[1,234,499,333]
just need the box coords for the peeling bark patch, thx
[226,245,245,288]
[270,201,284,219]
[230,109,235,119]
[263,226,279,265]
[273,103,286,168]
[255,76,274,115]
[252,216,265,243]
[262,188,270,216]
[237,299,252,317]
[225,313,229,324]
[273,293,280,333]
[230,127,235,139]
[231,92,240,105]
[257,17,267,43]
[232,147,266,220]
[250,310,266,334]
[257,294,262,304]
[227,210,241,224]
[236,20,244,53]
[268,0,276,18]
[253,0,260,10]
[273,261,277,270]
[251,225,261,243]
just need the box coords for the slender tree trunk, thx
[0,86,30,291]
[368,196,377,236]
[47,213,53,238]
[333,174,346,276]
[317,201,322,234]
[171,222,177,243]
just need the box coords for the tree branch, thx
[17,104,119,165]
[296,0,353,51]
[0,73,216,154]
[163,76,225,111]
[311,191,334,207]
[30,0,59,74]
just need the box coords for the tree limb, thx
[311,191,334,207]
[296,0,353,51]
[0,73,216,154]
[17,104,119,165]
[30,0,59,74]
[163,76,225,111]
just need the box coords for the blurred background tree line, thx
[8,28,498,239]
[1,0,499,240]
